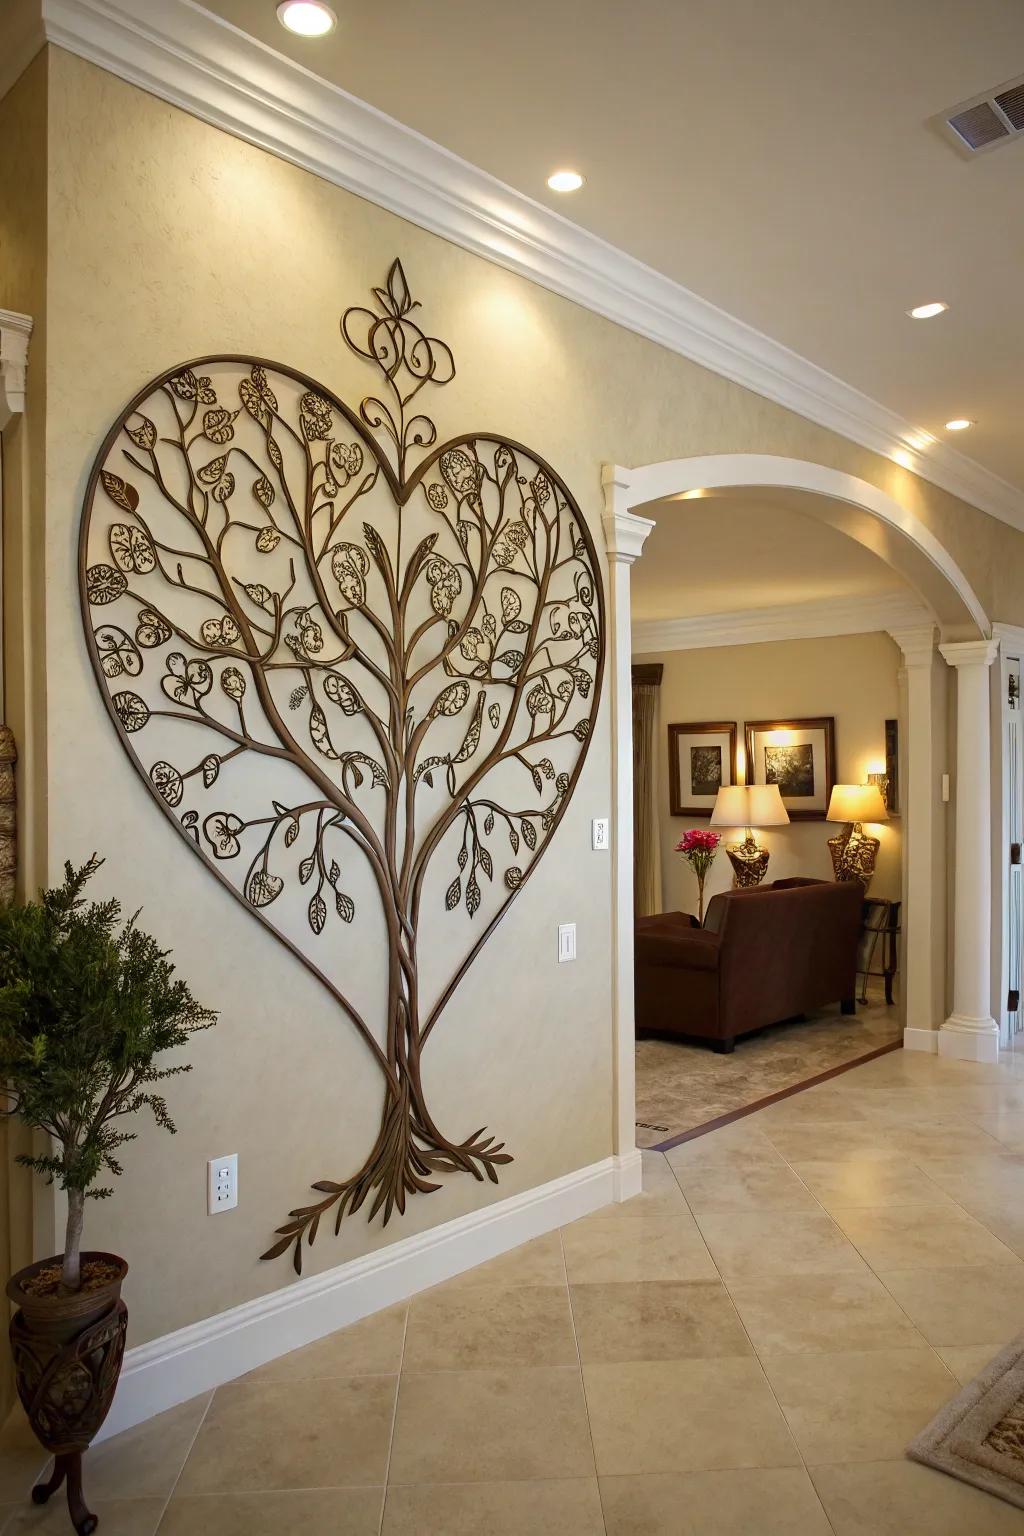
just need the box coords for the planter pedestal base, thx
[32,1451,97,1535]
[8,1295,128,1536]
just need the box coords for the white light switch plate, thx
[558,922,576,963]
[592,818,610,850]
[208,1153,238,1214]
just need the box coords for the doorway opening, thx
[603,455,990,1173]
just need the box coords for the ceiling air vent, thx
[940,73,1024,155]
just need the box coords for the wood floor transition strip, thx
[649,1037,904,1152]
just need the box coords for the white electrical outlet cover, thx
[592,818,610,850]
[208,1153,238,1214]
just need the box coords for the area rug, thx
[908,1333,1024,1510]
[635,986,902,1150]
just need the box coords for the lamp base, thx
[828,821,880,889]
[726,830,770,888]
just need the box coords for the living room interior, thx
[4,2,1024,1534]
[630,492,913,1146]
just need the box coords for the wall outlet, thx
[208,1153,238,1214]
[592,817,610,851]
[558,922,576,963]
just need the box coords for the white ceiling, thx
[631,496,909,621]
[201,0,1024,490]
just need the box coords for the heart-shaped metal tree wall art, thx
[78,261,604,1271]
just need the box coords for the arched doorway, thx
[603,454,996,1186]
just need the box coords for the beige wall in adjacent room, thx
[23,44,1022,1349]
[636,632,903,913]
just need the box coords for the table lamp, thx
[826,783,888,889]
[710,783,790,887]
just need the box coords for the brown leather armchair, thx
[634,877,863,1053]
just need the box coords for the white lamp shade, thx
[709,785,750,828]
[710,783,790,828]
[826,783,889,824]
[746,783,790,827]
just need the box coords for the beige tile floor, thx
[7,1046,1024,1532]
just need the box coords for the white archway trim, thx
[0,311,31,431]
[611,455,990,641]
[603,452,992,1143]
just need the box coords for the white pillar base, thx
[938,1016,1001,1064]
[612,1149,643,1202]
[903,1027,939,1054]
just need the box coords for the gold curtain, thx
[632,664,663,918]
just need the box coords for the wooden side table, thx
[858,897,900,1005]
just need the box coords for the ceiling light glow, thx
[546,170,584,193]
[907,301,948,319]
[277,1,337,37]
[945,418,973,431]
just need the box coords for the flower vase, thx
[674,829,721,929]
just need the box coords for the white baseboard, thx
[98,1152,630,1442]
[903,1027,939,1053]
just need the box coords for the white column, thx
[601,466,654,1200]
[889,626,940,1049]
[939,638,1001,1062]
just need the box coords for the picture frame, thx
[743,717,836,821]
[885,717,899,814]
[667,721,739,817]
[867,718,899,815]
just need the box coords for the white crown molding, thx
[0,310,33,429]
[38,0,1024,534]
[97,1150,640,1441]
[632,591,929,654]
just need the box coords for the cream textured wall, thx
[635,633,903,912]
[30,46,1024,1346]
[0,50,49,1420]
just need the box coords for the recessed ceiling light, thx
[907,301,949,319]
[277,1,337,37]
[546,170,584,193]
[945,418,973,431]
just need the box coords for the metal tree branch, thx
[79,260,604,1272]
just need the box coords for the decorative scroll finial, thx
[341,258,455,487]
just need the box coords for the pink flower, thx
[675,829,720,854]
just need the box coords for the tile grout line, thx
[557,1223,609,1536]
[152,1387,216,1534]
[769,1121,965,1405]
[378,1303,411,1534]
[670,1165,842,1536]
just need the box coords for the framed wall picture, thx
[884,717,899,813]
[743,717,836,821]
[668,721,739,817]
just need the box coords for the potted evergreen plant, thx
[0,855,215,1535]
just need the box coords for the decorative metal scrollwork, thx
[78,260,605,1271]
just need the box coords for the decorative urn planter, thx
[7,1252,129,1535]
